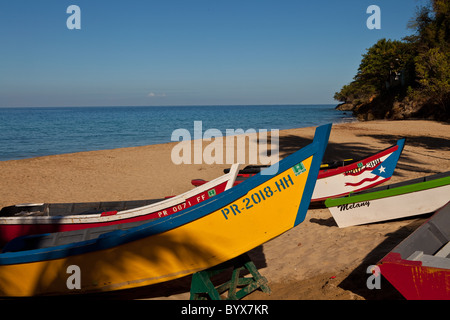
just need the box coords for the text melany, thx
[338,201,371,211]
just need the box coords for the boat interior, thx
[394,202,450,269]
[1,216,150,253]
[225,159,355,175]
[0,198,164,217]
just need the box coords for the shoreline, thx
[0,104,354,163]
[2,117,446,165]
[0,119,449,299]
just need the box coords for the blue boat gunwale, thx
[0,123,332,266]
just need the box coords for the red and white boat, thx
[194,139,405,202]
[377,202,450,300]
[0,164,240,245]
[311,138,405,201]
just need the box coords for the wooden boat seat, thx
[394,203,450,263]
[406,247,450,269]
[435,241,450,258]
[404,231,450,270]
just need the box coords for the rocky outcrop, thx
[342,94,449,122]
[335,103,355,111]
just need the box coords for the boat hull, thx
[378,252,450,300]
[327,182,450,228]
[311,139,404,201]
[0,124,331,297]
[377,202,450,300]
[199,140,405,202]
[0,165,239,246]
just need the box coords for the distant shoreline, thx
[0,103,339,109]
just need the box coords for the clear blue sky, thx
[0,0,428,107]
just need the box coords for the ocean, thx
[0,105,354,161]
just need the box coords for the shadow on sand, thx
[278,131,448,176]
[24,130,446,300]
[57,245,269,300]
[337,218,428,300]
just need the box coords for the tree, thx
[356,39,415,92]
[334,0,449,120]
[415,47,450,111]
[334,39,415,104]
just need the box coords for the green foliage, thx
[415,47,450,110]
[334,39,415,105]
[335,0,450,119]
[411,0,450,51]
[411,0,450,112]
[356,39,415,91]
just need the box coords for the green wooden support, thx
[190,253,271,300]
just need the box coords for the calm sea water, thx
[0,105,354,161]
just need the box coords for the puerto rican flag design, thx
[312,139,405,201]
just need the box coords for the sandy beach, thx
[0,119,449,300]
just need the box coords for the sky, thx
[0,0,429,107]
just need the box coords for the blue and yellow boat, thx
[0,123,331,297]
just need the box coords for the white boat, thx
[0,164,240,245]
[207,139,405,202]
[311,139,405,201]
[325,171,450,228]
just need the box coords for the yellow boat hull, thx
[0,124,331,297]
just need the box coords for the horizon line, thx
[0,103,339,109]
